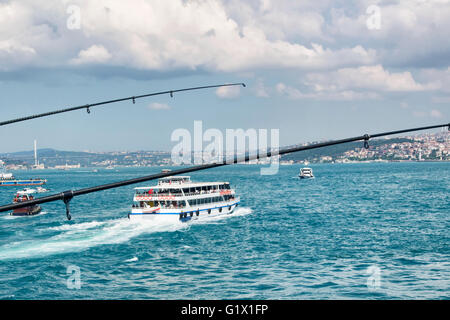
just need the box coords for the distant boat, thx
[299,167,314,179]
[161,169,172,173]
[36,186,49,193]
[0,168,47,187]
[19,187,48,194]
[105,165,115,170]
[0,177,47,187]
[10,189,42,216]
[0,172,14,180]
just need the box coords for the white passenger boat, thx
[130,176,240,222]
[299,167,314,179]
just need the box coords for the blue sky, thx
[0,0,448,152]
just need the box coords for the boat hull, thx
[0,180,47,187]
[10,205,42,216]
[129,201,240,222]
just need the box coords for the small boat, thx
[36,186,49,193]
[0,178,47,187]
[161,169,172,173]
[0,172,14,180]
[0,172,47,187]
[1,162,47,186]
[299,167,314,179]
[105,165,115,170]
[10,189,42,216]
[130,176,240,222]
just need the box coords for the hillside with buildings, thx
[1,132,448,170]
[280,132,449,164]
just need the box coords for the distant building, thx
[53,163,81,169]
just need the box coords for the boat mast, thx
[34,140,38,167]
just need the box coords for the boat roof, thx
[160,175,190,179]
[134,181,229,190]
[17,189,36,195]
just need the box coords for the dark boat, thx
[10,190,42,216]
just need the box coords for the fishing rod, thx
[0,122,448,220]
[0,83,245,127]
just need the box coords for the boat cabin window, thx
[158,176,191,185]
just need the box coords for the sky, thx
[0,0,449,153]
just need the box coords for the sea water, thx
[0,163,448,299]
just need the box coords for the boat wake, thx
[125,256,139,262]
[0,207,253,261]
[0,217,185,261]
[194,206,253,225]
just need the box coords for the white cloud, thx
[1,0,449,101]
[0,0,376,73]
[253,79,269,97]
[216,85,241,99]
[276,82,379,101]
[70,45,112,65]
[148,102,171,110]
[275,64,439,101]
[327,0,450,68]
[418,67,450,93]
[430,109,443,118]
[305,65,438,93]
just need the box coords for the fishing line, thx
[0,122,448,219]
[0,83,245,127]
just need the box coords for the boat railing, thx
[134,189,233,198]
[132,196,239,210]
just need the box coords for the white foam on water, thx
[0,217,186,261]
[125,256,138,262]
[193,207,253,225]
[47,220,107,232]
[230,207,253,217]
[0,207,253,261]
[1,215,19,220]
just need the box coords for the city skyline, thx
[2,132,448,170]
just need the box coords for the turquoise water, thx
[0,163,448,299]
